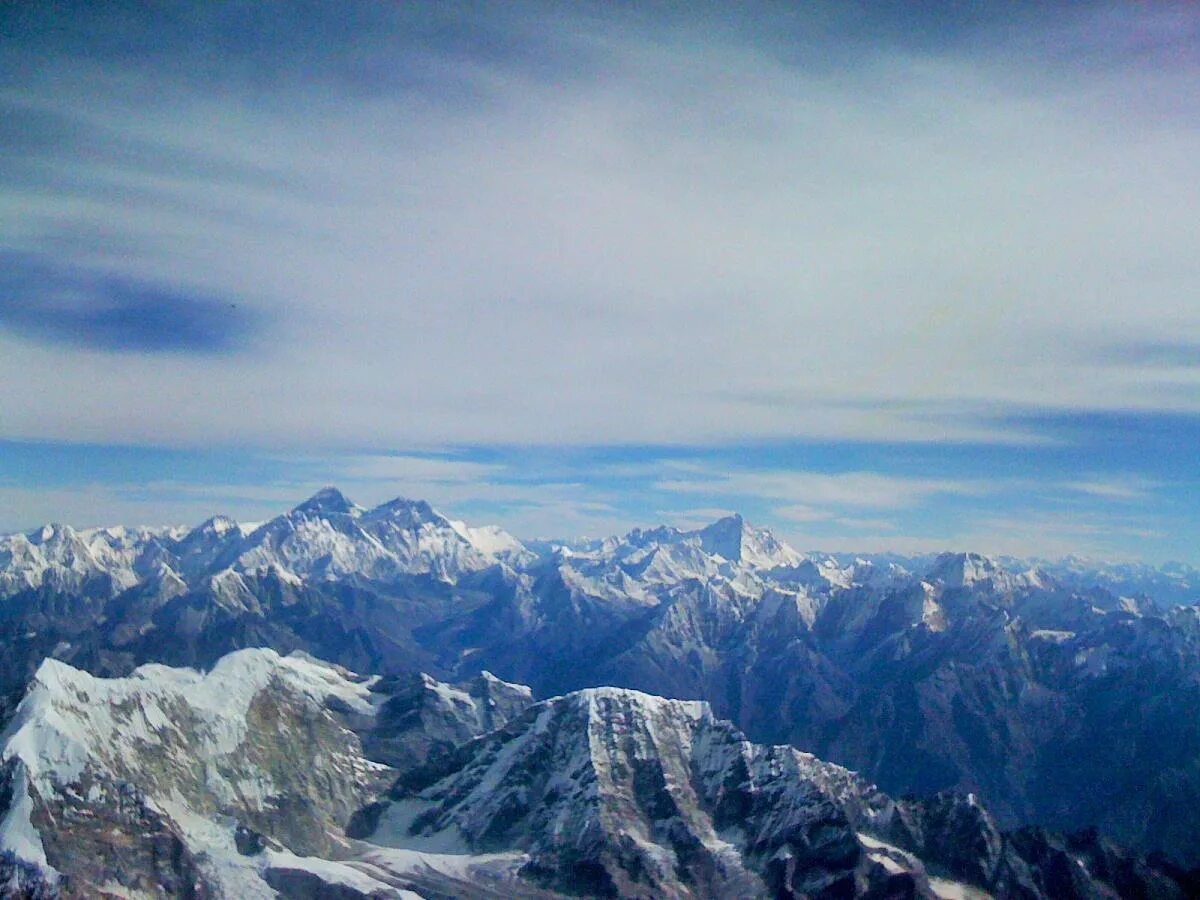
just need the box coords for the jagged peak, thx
[929,551,1003,584]
[364,496,449,527]
[194,514,239,534]
[292,486,360,517]
[701,511,745,530]
[696,512,800,567]
[26,522,75,545]
[926,551,1050,593]
[621,524,685,547]
[477,669,526,689]
[552,684,711,721]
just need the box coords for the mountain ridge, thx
[1,489,1199,871]
[2,650,1194,898]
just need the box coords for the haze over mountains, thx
[0,489,1198,896]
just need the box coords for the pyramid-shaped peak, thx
[366,496,448,527]
[293,486,359,516]
[928,551,1004,587]
[694,513,799,568]
[694,513,746,550]
[194,515,239,534]
[703,512,745,529]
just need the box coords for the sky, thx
[1,1,1198,562]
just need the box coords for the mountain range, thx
[0,488,1198,897]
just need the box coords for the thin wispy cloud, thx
[1060,477,1159,501]
[657,467,980,509]
[2,3,1199,447]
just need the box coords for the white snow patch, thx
[264,850,396,894]
[1031,629,1075,643]
[0,761,54,876]
[929,875,994,899]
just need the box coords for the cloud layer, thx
[2,3,1198,561]
[2,2,1198,448]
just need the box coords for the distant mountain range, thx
[1,488,1198,897]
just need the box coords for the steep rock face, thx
[369,687,918,898]
[811,592,1200,857]
[363,669,534,772]
[5,496,1200,867]
[0,652,1194,899]
[367,688,1195,899]
[695,514,804,569]
[0,649,396,896]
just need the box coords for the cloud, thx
[973,513,1164,543]
[657,467,980,509]
[326,454,506,485]
[832,516,898,531]
[0,253,262,354]
[771,504,897,531]
[1059,477,1159,500]
[772,504,832,523]
[0,4,1196,448]
[778,510,1166,561]
[1104,341,1200,369]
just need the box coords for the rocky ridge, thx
[2,490,1200,868]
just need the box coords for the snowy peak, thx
[0,520,159,598]
[192,514,240,536]
[927,551,1037,591]
[0,491,534,595]
[292,485,361,518]
[449,521,529,561]
[363,496,448,530]
[0,649,1184,899]
[26,522,71,546]
[593,513,802,580]
[226,492,528,583]
[696,512,748,558]
[3,649,380,786]
[696,512,802,568]
[374,685,949,897]
[0,649,395,895]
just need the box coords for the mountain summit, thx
[292,486,361,517]
[696,512,803,568]
[1,492,1199,873]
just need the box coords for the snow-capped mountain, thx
[363,669,534,772]
[0,522,180,598]
[368,685,906,897]
[2,491,1200,873]
[925,551,1045,592]
[228,488,531,582]
[3,652,1190,899]
[0,649,545,898]
[0,648,393,896]
[0,488,529,598]
[560,513,803,584]
[695,512,804,568]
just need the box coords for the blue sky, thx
[2,2,1199,561]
